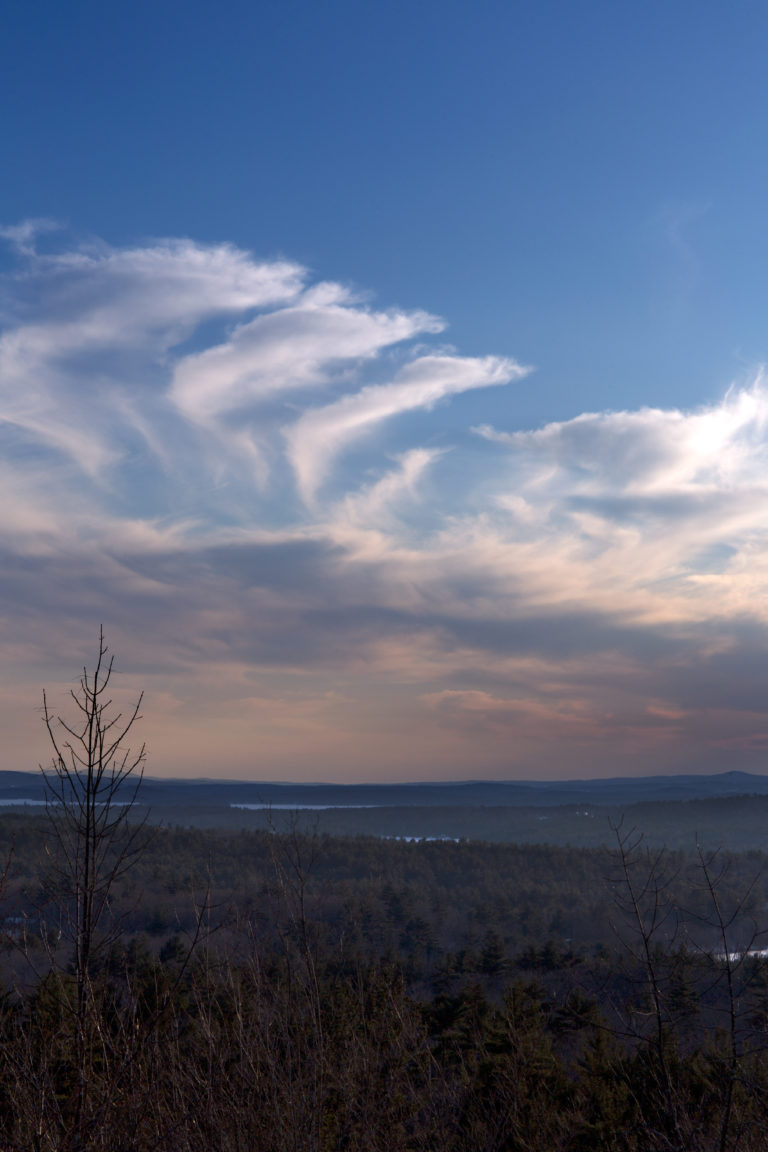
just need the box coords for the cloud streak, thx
[287,353,525,503]
[171,283,443,423]
[3,224,768,780]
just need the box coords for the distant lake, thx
[231,803,382,810]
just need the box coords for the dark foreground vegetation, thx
[5,634,768,1150]
[2,814,768,1151]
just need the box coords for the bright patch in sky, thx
[2,227,768,780]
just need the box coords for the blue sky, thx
[2,1,768,779]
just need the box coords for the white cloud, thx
[339,447,442,526]
[0,234,305,480]
[286,353,528,503]
[319,447,445,563]
[468,377,768,628]
[475,377,768,496]
[29,238,305,335]
[171,283,442,422]
[0,218,60,253]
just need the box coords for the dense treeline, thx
[0,815,768,1148]
[23,791,767,851]
[1,815,767,969]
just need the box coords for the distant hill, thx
[3,768,768,809]
[5,769,768,849]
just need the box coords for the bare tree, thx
[40,627,148,1146]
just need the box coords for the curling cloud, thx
[171,283,444,423]
[287,353,527,503]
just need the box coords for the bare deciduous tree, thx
[40,627,148,1146]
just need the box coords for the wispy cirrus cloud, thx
[171,282,444,423]
[3,223,768,780]
[0,238,305,479]
[287,353,526,503]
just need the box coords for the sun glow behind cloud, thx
[2,226,768,780]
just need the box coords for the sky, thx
[2,1,768,780]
